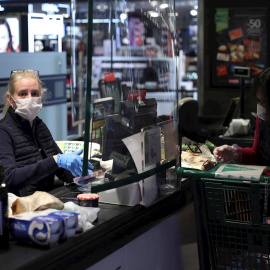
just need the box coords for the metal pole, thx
[240,78,245,118]
[82,0,94,176]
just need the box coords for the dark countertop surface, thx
[0,180,193,270]
[210,134,254,148]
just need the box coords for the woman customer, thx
[214,68,270,165]
[0,69,94,196]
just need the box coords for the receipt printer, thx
[223,118,250,136]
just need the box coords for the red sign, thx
[128,90,147,100]
[104,73,116,82]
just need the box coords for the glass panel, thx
[70,0,178,127]
[70,0,181,202]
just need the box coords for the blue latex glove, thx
[57,149,94,177]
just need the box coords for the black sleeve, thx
[0,128,60,191]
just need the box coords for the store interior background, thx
[1,0,267,143]
[0,2,269,269]
[0,0,200,141]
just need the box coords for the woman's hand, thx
[213,144,242,163]
[54,149,94,177]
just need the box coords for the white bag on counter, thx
[63,201,100,232]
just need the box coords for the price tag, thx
[245,17,265,36]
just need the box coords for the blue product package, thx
[9,214,63,248]
[49,211,79,229]
[49,211,79,240]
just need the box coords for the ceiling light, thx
[149,1,158,8]
[96,4,108,12]
[160,3,169,9]
[190,9,197,16]
[41,3,59,14]
[120,13,127,20]
[148,11,159,17]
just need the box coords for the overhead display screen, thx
[211,7,268,87]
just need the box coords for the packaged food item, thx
[77,193,99,207]
[49,211,78,228]
[181,144,217,171]
[73,170,104,185]
[9,210,79,248]
[11,191,64,215]
[9,212,63,248]
[49,211,79,240]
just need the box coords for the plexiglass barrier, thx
[79,119,179,194]
[69,0,178,126]
[68,0,179,205]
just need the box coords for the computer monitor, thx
[102,114,134,161]
[222,97,240,127]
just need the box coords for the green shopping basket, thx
[178,164,270,270]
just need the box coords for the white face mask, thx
[257,103,268,121]
[13,97,42,121]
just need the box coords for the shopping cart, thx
[178,163,270,270]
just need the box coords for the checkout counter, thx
[210,134,254,148]
[0,48,194,268]
[0,180,193,270]
[0,110,193,269]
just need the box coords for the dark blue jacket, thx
[0,107,73,196]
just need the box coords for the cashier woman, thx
[214,67,270,165]
[0,69,94,196]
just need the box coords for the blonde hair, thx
[1,70,47,119]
